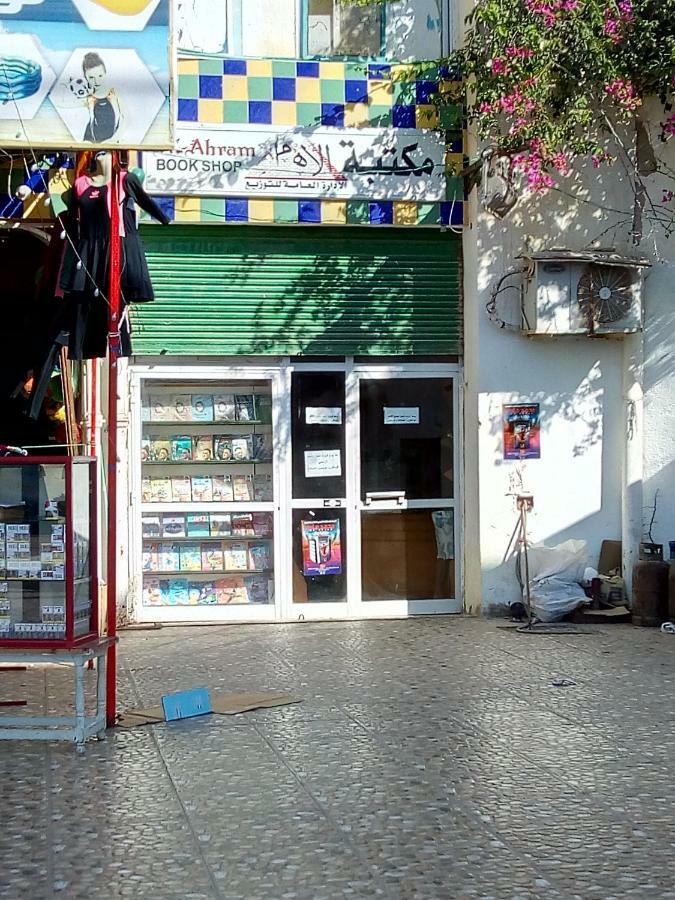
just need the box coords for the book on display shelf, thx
[162,514,186,538]
[231,436,252,461]
[170,394,192,422]
[179,543,202,573]
[213,393,236,422]
[231,513,255,537]
[171,476,192,504]
[232,475,253,502]
[201,543,224,572]
[150,477,172,503]
[210,513,232,538]
[191,395,214,422]
[168,579,190,605]
[214,436,233,461]
[170,436,192,462]
[235,395,255,422]
[186,513,210,537]
[212,474,234,502]
[193,435,214,461]
[159,544,180,572]
[142,516,161,538]
[191,476,213,503]
[224,542,248,571]
[248,543,272,571]
[142,542,160,572]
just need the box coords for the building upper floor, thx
[176,0,456,64]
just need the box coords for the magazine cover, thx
[186,513,211,537]
[171,476,192,504]
[235,394,255,421]
[252,513,273,537]
[224,542,249,571]
[232,436,252,461]
[191,475,213,503]
[150,477,172,503]
[170,394,192,422]
[212,474,234,502]
[179,543,202,572]
[168,579,190,605]
[141,476,153,502]
[159,543,180,572]
[191,395,214,422]
[143,579,162,607]
[214,393,236,421]
[215,576,247,604]
[170,436,192,461]
[233,475,253,502]
[149,438,171,461]
[210,513,232,537]
[244,575,269,604]
[162,514,186,538]
[142,542,160,572]
[503,403,541,460]
[214,436,233,460]
[248,543,272,571]
[232,513,255,536]
[301,519,342,576]
[141,515,161,538]
[254,474,273,502]
[193,435,214,461]
[201,543,224,572]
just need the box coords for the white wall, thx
[241,0,297,58]
[386,0,443,61]
[464,103,675,613]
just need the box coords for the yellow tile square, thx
[393,202,418,226]
[246,59,272,77]
[344,103,369,127]
[296,77,321,102]
[320,201,347,224]
[446,153,463,175]
[178,58,199,76]
[222,75,248,101]
[319,61,345,80]
[416,105,439,129]
[175,197,202,222]
[272,101,297,126]
[198,99,224,124]
[249,200,275,223]
[367,80,393,105]
[391,63,415,81]
[439,79,463,101]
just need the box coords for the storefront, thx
[128,225,463,622]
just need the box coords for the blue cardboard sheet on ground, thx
[162,687,212,721]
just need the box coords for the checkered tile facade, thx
[176,57,463,133]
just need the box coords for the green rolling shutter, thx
[131,226,462,356]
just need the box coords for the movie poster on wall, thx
[503,403,541,460]
[301,519,342,577]
[0,0,172,149]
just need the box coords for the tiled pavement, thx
[1,617,675,899]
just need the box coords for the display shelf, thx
[144,568,273,577]
[141,502,274,513]
[142,535,272,542]
[143,420,270,428]
[142,459,272,466]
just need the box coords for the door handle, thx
[364,491,406,506]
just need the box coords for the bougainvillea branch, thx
[456,0,675,193]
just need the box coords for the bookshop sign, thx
[142,125,446,201]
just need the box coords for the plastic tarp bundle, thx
[527,539,589,623]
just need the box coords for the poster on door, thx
[301,519,342,577]
[503,403,541,460]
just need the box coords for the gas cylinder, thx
[632,560,670,627]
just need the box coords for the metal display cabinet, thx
[0,457,98,649]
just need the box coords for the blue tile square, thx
[439,63,461,80]
[392,105,415,128]
[199,75,222,99]
[345,79,368,103]
[225,199,249,222]
[321,103,344,126]
[296,61,320,78]
[441,200,464,226]
[416,81,437,104]
[155,196,175,221]
[298,201,321,223]
[369,201,393,225]
[447,136,463,153]
[273,77,296,101]
[223,58,247,75]
[248,101,272,124]
[368,63,391,80]
[177,99,198,122]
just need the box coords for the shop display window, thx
[0,458,97,647]
[139,381,275,607]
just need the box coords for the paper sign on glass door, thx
[304,449,341,478]
[306,407,342,425]
[384,407,420,425]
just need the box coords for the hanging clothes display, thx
[28,156,171,418]
[59,161,171,359]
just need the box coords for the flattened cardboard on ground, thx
[117,691,301,728]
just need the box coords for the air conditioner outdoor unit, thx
[519,251,650,336]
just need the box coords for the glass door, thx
[352,370,461,615]
[288,369,349,618]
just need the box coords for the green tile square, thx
[367,104,392,126]
[344,61,367,79]
[320,79,345,103]
[418,203,440,225]
[392,81,416,104]
[274,200,298,223]
[223,100,249,123]
[296,102,322,127]
[439,104,462,129]
[272,59,296,77]
[247,77,272,101]
[346,200,369,224]
[178,74,199,99]
[201,198,226,222]
[199,58,224,75]
[445,175,464,200]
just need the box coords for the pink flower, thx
[490,57,508,75]
[605,78,641,111]
[505,45,535,59]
